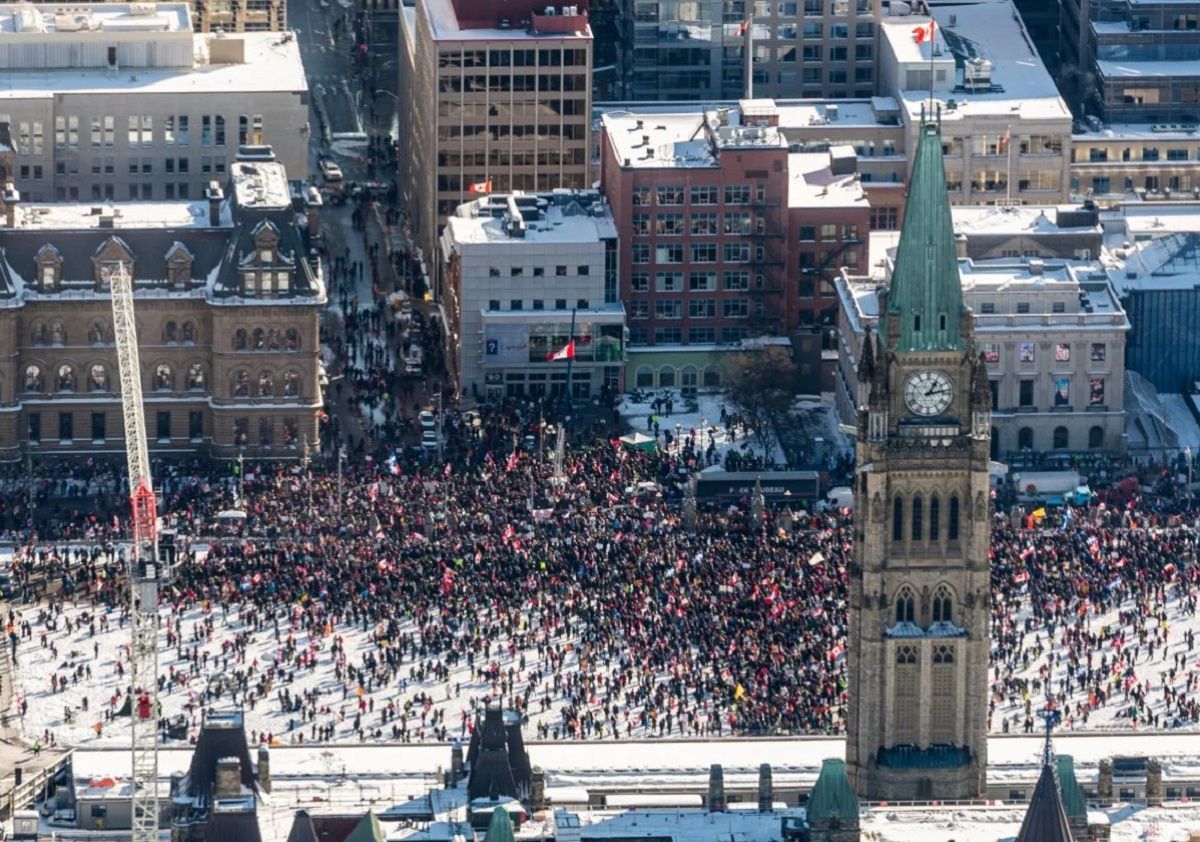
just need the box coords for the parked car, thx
[319,157,343,185]
[421,430,440,450]
[418,410,437,430]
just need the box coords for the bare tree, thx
[722,346,798,460]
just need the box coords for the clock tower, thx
[845,119,992,801]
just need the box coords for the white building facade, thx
[0,3,308,203]
[836,257,1130,460]
[440,190,625,402]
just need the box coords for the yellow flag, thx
[1032,508,1046,519]
[734,683,746,701]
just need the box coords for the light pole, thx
[237,452,244,504]
[302,434,314,518]
[1186,446,1193,505]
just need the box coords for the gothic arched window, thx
[234,329,248,351]
[932,585,953,624]
[911,495,923,541]
[895,586,915,625]
[929,494,940,541]
[948,495,960,541]
[892,496,903,541]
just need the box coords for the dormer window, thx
[35,245,62,293]
[165,241,193,291]
[260,249,272,263]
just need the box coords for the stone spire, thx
[884,121,966,353]
[1015,704,1073,842]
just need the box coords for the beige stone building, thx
[845,122,992,802]
[398,0,592,274]
[0,3,308,204]
[0,158,324,460]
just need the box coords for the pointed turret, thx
[885,121,966,353]
[1016,759,1074,842]
[484,808,516,842]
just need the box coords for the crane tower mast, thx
[107,261,162,842]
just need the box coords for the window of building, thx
[911,495,923,541]
[1091,343,1106,362]
[510,299,523,310]
[58,412,73,443]
[1019,380,1034,407]
[1055,343,1071,362]
[190,411,203,441]
[892,496,903,541]
[157,411,171,442]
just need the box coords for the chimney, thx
[304,185,323,239]
[1028,257,1045,276]
[1097,758,1114,806]
[2,182,18,228]
[757,763,773,812]
[707,764,726,812]
[215,757,242,798]
[257,745,271,794]
[1146,758,1163,807]
[955,232,968,259]
[205,181,224,227]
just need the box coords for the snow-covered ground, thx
[617,389,787,465]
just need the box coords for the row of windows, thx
[980,341,1107,364]
[891,494,961,543]
[629,298,757,319]
[485,298,590,312]
[633,364,722,389]
[232,327,303,352]
[628,326,749,345]
[28,410,205,444]
[893,585,955,627]
[488,265,589,278]
[23,362,206,393]
[1012,425,1106,452]
[23,114,262,153]
[631,184,768,207]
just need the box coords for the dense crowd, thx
[6,406,1200,751]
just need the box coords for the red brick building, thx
[599,100,871,352]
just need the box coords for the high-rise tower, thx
[845,118,992,801]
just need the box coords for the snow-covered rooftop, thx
[602,111,717,169]
[422,0,591,40]
[9,199,233,230]
[1098,58,1200,79]
[787,152,868,209]
[951,205,1101,235]
[444,191,616,246]
[882,1,1071,123]
[0,30,306,98]
[230,160,292,210]
[0,2,192,34]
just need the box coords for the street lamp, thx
[1186,446,1193,505]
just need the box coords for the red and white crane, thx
[107,260,162,842]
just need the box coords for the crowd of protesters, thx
[5,403,1200,750]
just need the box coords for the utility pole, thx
[24,441,33,521]
[237,452,245,504]
[435,390,444,461]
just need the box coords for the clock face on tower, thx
[903,370,954,417]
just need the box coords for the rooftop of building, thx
[602,107,800,170]
[840,257,1128,329]
[787,152,868,209]
[1104,231,1200,293]
[1073,121,1200,140]
[0,29,305,97]
[7,199,233,231]
[596,98,903,139]
[230,160,293,211]
[443,190,616,247]
[1104,201,1200,238]
[880,1,1072,123]
[1097,58,1200,78]
[950,204,1103,235]
[423,0,591,41]
[0,2,192,34]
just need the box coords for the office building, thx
[439,189,625,401]
[0,158,325,459]
[879,1,1074,207]
[1060,0,1200,124]
[19,0,285,31]
[599,101,869,381]
[398,0,593,272]
[612,0,880,103]
[836,252,1129,460]
[0,3,307,204]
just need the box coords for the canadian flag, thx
[468,180,492,194]
[546,340,575,361]
[912,19,935,43]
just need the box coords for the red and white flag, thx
[468,180,492,194]
[912,19,935,43]
[546,340,575,361]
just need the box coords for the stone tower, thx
[845,119,992,802]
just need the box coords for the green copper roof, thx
[1055,755,1087,820]
[806,758,859,823]
[484,808,516,842]
[343,811,385,842]
[885,121,965,352]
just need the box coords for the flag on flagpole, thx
[999,126,1012,151]
[546,339,575,361]
[468,180,492,194]
[738,17,749,34]
[912,19,935,43]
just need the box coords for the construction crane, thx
[106,260,163,842]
